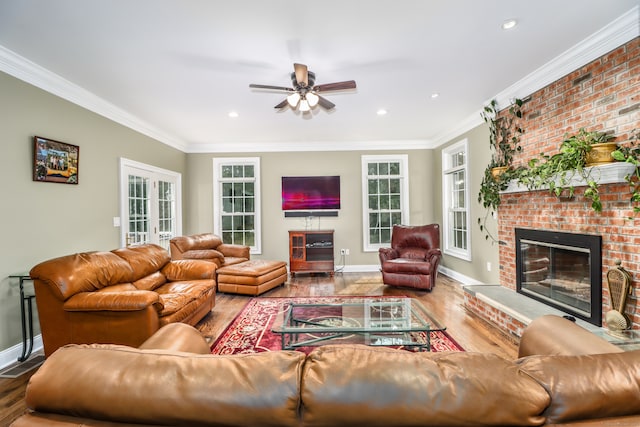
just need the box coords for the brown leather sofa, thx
[379,224,442,290]
[29,244,216,357]
[170,233,250,267]
[12,315,640,426]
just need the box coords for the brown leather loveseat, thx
[29,243,216,357]
[13,315,640,426]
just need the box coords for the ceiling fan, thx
[249,63,356,112]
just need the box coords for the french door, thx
[119,158,182,250]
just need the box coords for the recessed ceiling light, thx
[501,19,517,30]
[431,93,440,99]
[377,109,387,116]
[228,111,239,118]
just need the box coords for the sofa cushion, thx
[96,283,137,292]
[132,271,167,291]
[301,345,549,427]
[180,249,225,265]
[397,247,429,259]
[381,258,433,275]
[157,293,194,316]
[162,259,217,281]
[174,233,223,252]
[30,251,134,300]
[25,345,305,427]
[112,244,170,281]
[155,281,216,316]
[518,350,640,424]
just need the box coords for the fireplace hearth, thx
[515,228,602,326]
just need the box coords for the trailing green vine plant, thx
[477,98,525,244]
[612,129,640,217]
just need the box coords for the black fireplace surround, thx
[515,228,602,326]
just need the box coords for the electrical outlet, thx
[486,262,492,272]
[340,249,350,256]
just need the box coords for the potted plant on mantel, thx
[518,128,616,212]
[477,98,525,243]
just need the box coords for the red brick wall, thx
[497,38,640,328]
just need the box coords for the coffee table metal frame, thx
[272,298,446,352]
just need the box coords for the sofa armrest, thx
[161,259,217,281]
[138,323,211,354]
[518,315,623,357]
[63,291,163,312]
[217,243,250,259]
[426,248,441,262]
[378,247,398,263]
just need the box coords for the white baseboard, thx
[334,264,381,273]
[331,263,485,286]
[0,334,43,369]
[437,266,486,286]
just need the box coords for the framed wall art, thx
[33,136,79,184]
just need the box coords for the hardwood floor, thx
[0,272,517,426]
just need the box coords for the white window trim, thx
[441,139,471,261]
[212,157,261,254]
[118,157,182,248]
[361,154,410,252]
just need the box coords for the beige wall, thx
[186,149,435,267]
[0,72,187,354]
[433,124,500,284]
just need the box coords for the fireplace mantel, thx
[500,162,637,194]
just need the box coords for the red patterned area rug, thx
[210,296,464,354]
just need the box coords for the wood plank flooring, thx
[0,272,517,426]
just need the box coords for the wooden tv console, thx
[288,230,334,276]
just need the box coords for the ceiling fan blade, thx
[293,63,308,87]
[317,95,336,110]
[313,80,357,92]
[274,99,289,109]
[249,84,294,92]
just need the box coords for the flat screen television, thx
[281,176,340,216]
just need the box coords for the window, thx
[213,157,261,254]
[362,155,409,252]
[442,140,471,260]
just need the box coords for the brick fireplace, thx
[498,180,639,327]
[465,38,639,336]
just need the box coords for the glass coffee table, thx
[271,297,445,351]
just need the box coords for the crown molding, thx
[432,5,640,148]
[0,45,188,152]
[186,138,434,153]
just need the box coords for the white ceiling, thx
[0,1,638,153]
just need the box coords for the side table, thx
[9,273,36,362]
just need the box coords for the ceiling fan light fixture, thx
[299,99,311,112]
[306,92,319,108]
[501,19,517,30]
[287,92,301,108]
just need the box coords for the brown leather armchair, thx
[170,233,250,267]
[378,224,442,291]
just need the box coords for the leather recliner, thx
[378,224,442,291]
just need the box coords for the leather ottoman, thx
[216,260,288,296]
